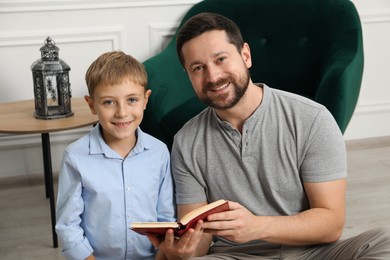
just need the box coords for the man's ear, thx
[241,42,252,69]
[84,95,97,114]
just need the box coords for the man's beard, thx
[200,68,250,110]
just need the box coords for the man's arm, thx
[203,178,346,246]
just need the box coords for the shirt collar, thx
[89,124,150,159]
[213,83,270,130]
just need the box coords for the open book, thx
[130,199,229,237]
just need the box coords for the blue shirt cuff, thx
[62,237,93,260]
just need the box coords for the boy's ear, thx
[84,95,97,114]
[143,89,152,110]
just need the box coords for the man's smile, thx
[211,82,230,91]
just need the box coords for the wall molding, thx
[346,135,390,151]
[148,22,179,55]
[1,1,388,23]
[0,0,201,13]
[0,26,124,50]
[360,9,390,23]
[354,101,390,115]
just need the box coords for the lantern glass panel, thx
[45,75,59,108]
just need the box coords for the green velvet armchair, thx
[141,0,364,149]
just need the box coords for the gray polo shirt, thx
[171,84,346,216]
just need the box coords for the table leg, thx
[43,148,50,199]
[41,133,58,248]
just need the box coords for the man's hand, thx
[147,220,204,260]
[203,201,260,243]
[204,180,346,246]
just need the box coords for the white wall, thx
[343,0,390,140]
[0,0,389,178]
[0,0,201,178]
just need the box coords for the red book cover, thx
[131,199,229,237]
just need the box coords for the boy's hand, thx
[147,220,204,260]
[85,254,96,260]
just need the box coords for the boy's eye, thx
[128,97,138,103]
[103,100,114,105]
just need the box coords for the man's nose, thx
[206,65,222,83]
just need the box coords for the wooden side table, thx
[0,97,98,248]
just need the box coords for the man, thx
[150,12,390,259]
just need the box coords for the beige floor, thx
[0,138,389,259]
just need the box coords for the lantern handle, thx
[44,37,56,46]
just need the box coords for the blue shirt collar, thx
[89,123,150,158]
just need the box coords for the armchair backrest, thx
[141,0,364,149]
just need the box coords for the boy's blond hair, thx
[85,51,147,97]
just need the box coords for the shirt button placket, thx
[243,128,251,157]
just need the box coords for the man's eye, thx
[192,66,204,73]
[217,57,226,63]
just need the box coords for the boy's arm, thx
[56,152,94,259]
[156,149,176,222]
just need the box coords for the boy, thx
[56,51,175,260]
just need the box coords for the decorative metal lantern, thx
[31,37,73,119]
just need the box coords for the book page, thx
[131,222,179,228]
[180,199,228,225]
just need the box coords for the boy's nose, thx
[115,104,128,117]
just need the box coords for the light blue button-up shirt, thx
[56,125,175,260]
